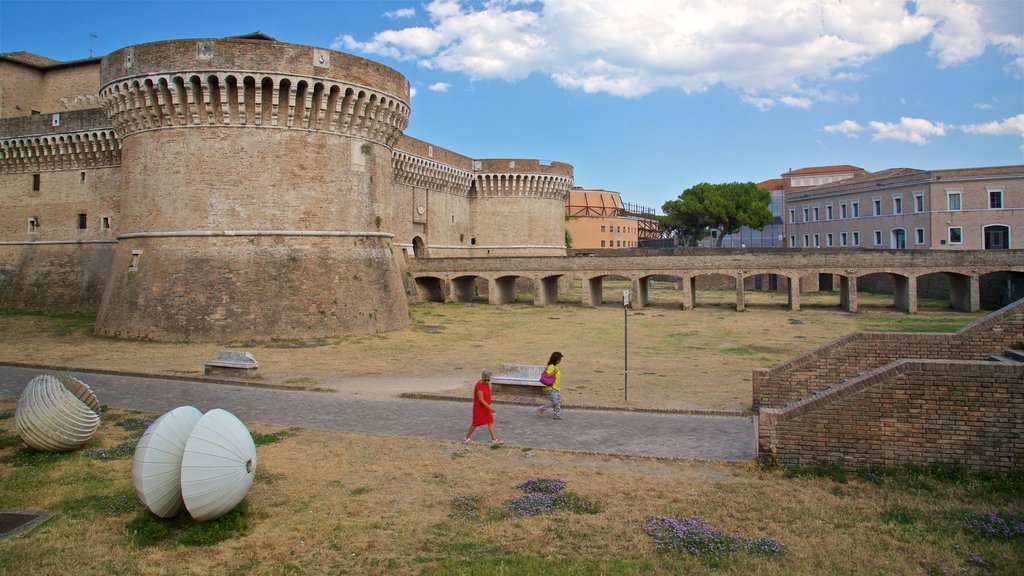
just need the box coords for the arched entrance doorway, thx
[412,236,426,258]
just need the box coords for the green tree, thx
[661,182,772,247]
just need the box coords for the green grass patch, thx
[61,491,139,518]
[0,430,22,450]
[853,314,979,333]
[0,447,74,467]
[251,427,299,446]
[84,441,135,461]
[127,501,250,548]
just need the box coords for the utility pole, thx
[622,289,629,402]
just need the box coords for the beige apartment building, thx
[564,187,659,250]
[785,165,1024,251]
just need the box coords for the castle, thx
[0,34,573,341]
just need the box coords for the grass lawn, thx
[0,401,1020,575]
[0,289,1014,575]
[0,286,985,412]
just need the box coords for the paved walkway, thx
[0,365,755,461]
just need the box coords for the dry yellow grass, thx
[0,400,1019,576]
[0,282,978,412]
[0,285,982,412]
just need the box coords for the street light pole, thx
[622,289,629,402]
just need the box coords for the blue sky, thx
[2,0,1022,211]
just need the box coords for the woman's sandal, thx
[491,439,504,445]
[463,438,473,444]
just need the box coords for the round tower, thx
[469,159,573,256]
[95,38,411,340]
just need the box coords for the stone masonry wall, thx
[759,360,1023,471]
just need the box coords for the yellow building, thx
[564,187,660,250]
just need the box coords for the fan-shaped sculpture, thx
[180,408,257,522]
[15,374,101,452]
[132,406,204,518]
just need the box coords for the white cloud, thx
[824,120,865,137]
[868,117,947,145]
[958,114,1024,136]
[428,82,451,92]
[337,0,1022,102]
[974,102,993,110]
[916,0,1024,75]
[409,86,417,98]
[384,8,416,19]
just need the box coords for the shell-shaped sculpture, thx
[55,374,102,415]
[15,374,101,452]
[180,409,257,522]
[132,406,204,518]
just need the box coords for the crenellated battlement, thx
[393,149,474,196]
[99,73,409,146]
[469,158,573,200]
[0,129,120,172]
[472,171,573,200]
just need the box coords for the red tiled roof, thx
[757,178,784,190]
[781,165,864,176]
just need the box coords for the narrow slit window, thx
[77,213,87,229]
[32,174,40,191]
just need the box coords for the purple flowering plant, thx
[644,515,786,558]
[506,493,556,518]
[960,511,1024,542]
[450,495,482,519]
[515,478,567,495]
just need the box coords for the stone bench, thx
[204,351,259,379]
[490,364,549,396]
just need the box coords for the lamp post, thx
[622,289,629,402]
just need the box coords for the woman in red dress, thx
[464,370,501,444]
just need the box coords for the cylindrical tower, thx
[95,38,412,340]
[469,159,573,256]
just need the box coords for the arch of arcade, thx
[408,250,1024,313]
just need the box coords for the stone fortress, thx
[0,34,573,341]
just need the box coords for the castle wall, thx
[468,159,572,257]
[1,36,575,340]
[93,38,412,341]
[391,136,475,258]
[0,61,44,118]
[0,107,121,313]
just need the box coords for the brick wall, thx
[752,297,1024,409]
[758,360,1024,471]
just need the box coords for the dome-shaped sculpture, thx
[180,409,257,522]
[132,406,204,518]
[15,374,101,452]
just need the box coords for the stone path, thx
[0,365,755,461]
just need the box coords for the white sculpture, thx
[132,406,204,518]
[180,409,258,522]
[15,374,101,452]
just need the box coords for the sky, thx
[2,0,1022,211]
